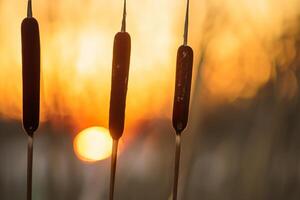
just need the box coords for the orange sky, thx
[0,0,299,130]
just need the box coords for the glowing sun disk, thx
[73,126,112,162]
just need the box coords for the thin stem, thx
[109,139,119,200]
[27,135,34,200]
[173,133,182,200]
[121,0,127,32]
[27,0,33,18]
[183,0,190,46]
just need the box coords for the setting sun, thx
[73,126,112,162]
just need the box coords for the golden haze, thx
[0,0,299,129]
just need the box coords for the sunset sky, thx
[0,1,300,199]
[0,0,299,130]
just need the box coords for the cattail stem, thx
[173,133,182,200]
[183,0,190,46]
[109,139,119,200]
[27,0,33,18]
[27,135,34,200]
[121,0,127,32]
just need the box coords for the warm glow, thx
[73,127,112,162]
[0,0,299,126]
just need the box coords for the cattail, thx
[171,0,193,199]
[21,1,40,199]
[108,0,131,199]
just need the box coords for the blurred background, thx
[1,0,300,199]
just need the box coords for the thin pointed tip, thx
[121,0,127,32]
[27,0,33,18]
[183,0,190,45]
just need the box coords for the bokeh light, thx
[73,126,112,162]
